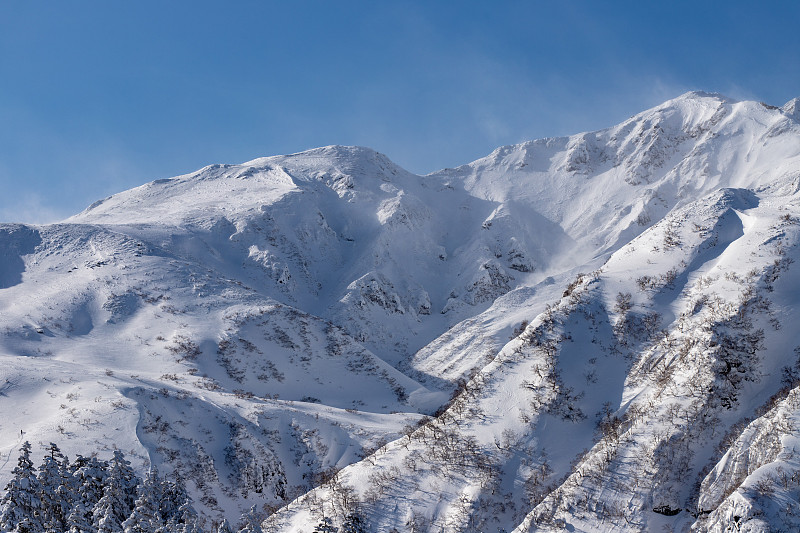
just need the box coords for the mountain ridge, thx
[3,91,800,531]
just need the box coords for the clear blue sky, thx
[1,1,798,223]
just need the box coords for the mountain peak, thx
[674,89,728,101]
[5,92,800,530]
[783,96,800,120]
[243,144,383,166]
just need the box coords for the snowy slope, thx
[2,92,800,531]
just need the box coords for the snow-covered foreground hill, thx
[2,92,800,531]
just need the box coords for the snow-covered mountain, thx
[3,91,800,531]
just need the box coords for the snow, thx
[2,91,800,531]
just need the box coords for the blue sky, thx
[1,1,799,223]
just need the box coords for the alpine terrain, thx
[2,91,800,532]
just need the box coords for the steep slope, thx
[268,183,800,532]
[2,92,800,530]
[261,94,800,531]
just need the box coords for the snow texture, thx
[2,92,800,531]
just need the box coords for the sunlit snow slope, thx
[3,92,800,531]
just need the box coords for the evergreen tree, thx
[67,455,108,533]
[0,441,43,533]
[174,501,202,533]
[158,475,188,525]
[93,475,129,533]
[0,443,204,533]
[215,518,234,533]
[236,506,262,533]
[37,442,75,532]
[121,467,163,533]
[71,456,109,509]
[159,472,202,533]
[66,501,96,533]
[92,451,139,533]
[56,452,80,531]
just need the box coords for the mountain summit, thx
[2,92,800,531]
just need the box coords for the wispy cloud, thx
[0,192,69,225]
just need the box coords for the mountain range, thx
[2,91,800,532]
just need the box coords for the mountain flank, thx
[2,92,800,531]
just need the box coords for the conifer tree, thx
[216,518,234,533]
[236,506,263,533]
[37,442,75,532]
[121,467,163,533]
[174,501,202,533]
[92,451,139,533]
[67,455,108,533]
[71,455,109,508]
[66,502,96,533]
[0,443,204,533]
[93,475,129,533]
[159,474,188,525]
[0,441,43,533]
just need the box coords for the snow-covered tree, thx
[71,456,109,508]
[215,518,234,533]
[159,472,202,533]
[66,502,96,533]
[0,441,43,533]
[92,451,139,533]
[174,501,202,533]
[236,506,262,533]
[0,444,204,533]
[37,442,75,532]
[66,455,109,533]
[93,477,130,533]
[121,467,163,533]
[159,475,188,525]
